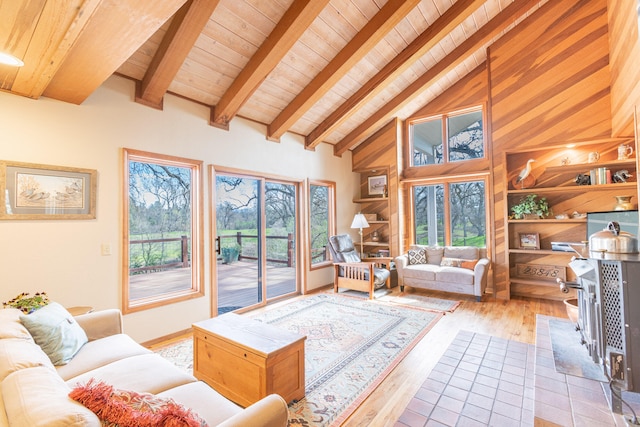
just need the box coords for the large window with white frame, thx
[308,180,336,269]
[412,176,487,247]
[122,149,203,314]
[410,107,484,166]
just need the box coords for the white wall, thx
[0,75,359,342]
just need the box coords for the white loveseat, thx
[395,246,490,301]
[0,305,289,427]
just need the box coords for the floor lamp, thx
[350,212,370,258]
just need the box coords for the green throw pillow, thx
[20,302,88,366]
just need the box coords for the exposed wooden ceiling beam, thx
[136,0,221,110]
[266,0,421,142]
[42,0,187,104]
[333,0,541,156]
[210,0,329,130]
[304,0,485,150]
[1,0,102,98]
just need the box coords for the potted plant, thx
[3,292,50,314]
[511,194,551,219]
[221,244,241,264]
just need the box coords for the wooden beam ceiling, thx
[333,0,543,156]
[266,0,422,142]
[136,0,222,110]
[304,0,486,151]
[42,0,187,104]
[209,0,330,130]
[0,0,554,155]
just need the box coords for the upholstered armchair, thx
[327,234,391,299]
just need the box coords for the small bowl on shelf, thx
[555,214,569,220]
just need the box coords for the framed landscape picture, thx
[518,232,540,250]
[0,160,97,220]
[367,175,387,196]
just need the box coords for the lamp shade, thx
[350,213,370,229]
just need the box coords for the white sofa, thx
[395,246,490,301]
[0,306,289,427]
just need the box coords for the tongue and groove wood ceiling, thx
[0,0,545,154]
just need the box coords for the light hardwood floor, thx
[150,287,567,426]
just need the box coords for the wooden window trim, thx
[121,148,204,314]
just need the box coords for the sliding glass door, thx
[214,171,298,314]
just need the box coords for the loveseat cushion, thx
[66,353,196,395]
[2,366,100,427]
[0,308,32,340]
[56,334,152,381]
[19,302,88,366]
[435,267,475,285]
[409,246,445,265]
[158,381,242,426]
[443,246,478,260]
[0,338,54,382]
[401,264,437,281]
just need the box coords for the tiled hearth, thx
[395,315,640,426]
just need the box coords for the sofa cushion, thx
[2,366,100,427]
[443,246,479,260]
[20,302,88,366]
[66,353,196,395]
[158,381,242,426]
[0,338,54,382]
[0,308,32,340]
[56,334,152,381]
[408,248,426,265]
[435,267,475,285]
[401,264,437,281]
[69,378,206,427]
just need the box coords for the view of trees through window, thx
[216,176,296,266]
[124,150,202,311]
[414,180,486,247]
[411,108,483,166]
[309,182,335,266]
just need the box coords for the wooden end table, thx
[192,312,306,407]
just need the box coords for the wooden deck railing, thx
[129,235,189,274]
[218,232,295,266]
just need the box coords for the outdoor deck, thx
[129,260,297,312]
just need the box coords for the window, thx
[308,180,336,269]
[122,149,203,313]
[413,178,487,247]
[410,107,484,166]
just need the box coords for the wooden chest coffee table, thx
[192,312,306,407]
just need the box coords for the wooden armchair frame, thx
[333,257,392,299]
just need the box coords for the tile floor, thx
[396,330,535,427]
[395,316,640,427]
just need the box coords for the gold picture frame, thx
[0,160,97,220]
[518,232,540,250]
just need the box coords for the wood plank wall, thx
[352,118,401,257]
[608,0,640,137]
[490,0,613,299]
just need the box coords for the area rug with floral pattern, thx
[153,293,444,426]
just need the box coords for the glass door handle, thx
[216,236,221,255]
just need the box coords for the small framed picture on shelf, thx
[518,232,540,250]
[367,175,387,196]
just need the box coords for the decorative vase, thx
[614,195,635,211]
[371,231,380,242]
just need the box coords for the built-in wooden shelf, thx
[507,182,636,194]
[353,197,388,203]
[507,219,586,224]
[508,249,576,255]
[545,159,636,174]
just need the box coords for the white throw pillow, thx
[20,302,88,365]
